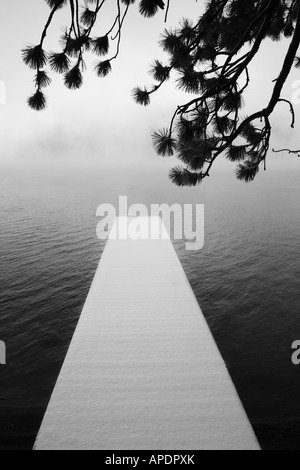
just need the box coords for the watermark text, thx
[292,340,300,365]
[105,454,195,466]
[96,197,204,251]
[0,340,6,365]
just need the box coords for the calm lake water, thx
[0,162,300,450]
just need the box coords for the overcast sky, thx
[0,0,300,173]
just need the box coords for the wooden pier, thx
[35,217,260,450]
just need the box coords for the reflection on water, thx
[0,163,300,450]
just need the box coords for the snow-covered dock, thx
[35,217,260,450]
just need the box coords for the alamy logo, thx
[0,341,6,365]
[292,341,300,365]
[96,196,204,251]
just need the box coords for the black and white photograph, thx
[1,0,300,452]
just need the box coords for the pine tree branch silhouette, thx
[23,0,300,184]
